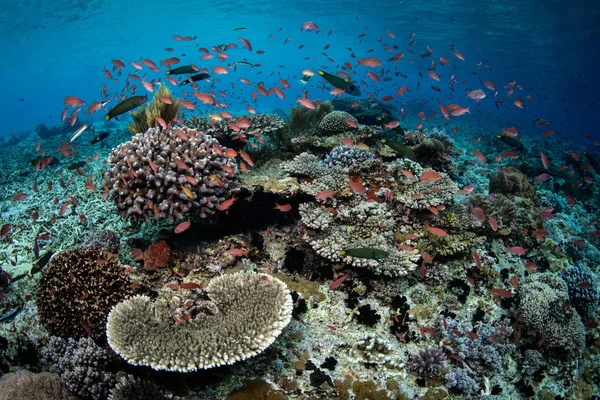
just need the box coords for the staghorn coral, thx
[36,247,134,340]
[407,347,447,377]
[560,263,599,317]
[289,101,333,135]
[0,370,79,400]
[302,201,420,276]
[128,85,181,134]
[518,273,585,361]
[323,145,374,169]
[105,126,239,221]
[489,167,537,199]
[106,272,293,372]
[40,336,120,400]
[318,111,358,135]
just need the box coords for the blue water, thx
[1,0,599,142]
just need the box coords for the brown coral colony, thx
[105,125,239,221]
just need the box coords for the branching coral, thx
[281,152,325,177]
[392,170,458,210]
[323,145,374,169]
[560,264,599,317]
[348,335,401,369]
[407,347,447,377]
[108,376,172,400]
[106,272,293,372]
[40,336,120,400]
[301,201,420,276]
[36,247,134,340]
[105,126,239,221]
[518,273,585,361]
[128,85,181,134]
[414,231,485,258]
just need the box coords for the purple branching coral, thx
[407,347,447,377]
[105,126,239,221]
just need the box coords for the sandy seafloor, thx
[0,101,599,400]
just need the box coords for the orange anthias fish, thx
[274,203,292,212]
[174,219,190,234]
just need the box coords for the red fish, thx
[174,219,191,233]
[11,193,28,201]
[420,170,441,182]
[492,288,513,298]
[274,203,292,212]
[508,246,526,256]
[396,86,408,97]
[239,151,254,167]
[357,57,382,67]
[300,21,319,32]
[426,225,447,237]
[64,96,85,107]
[315,190,337,200]
[296,98,315,109]
[217,195,238,211]
[540,152,549,169]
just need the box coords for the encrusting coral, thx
[105,125,239,221]
[106,272,293,372]
[36,247,134,340]
[128,85,181,134]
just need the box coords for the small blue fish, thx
[17,97,25,102]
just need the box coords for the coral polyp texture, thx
[105,126,239,220]
[318,111,358,134]
[186,113,285,141]
[0,370,78,400]
[36,247,135,340]
[106,272,293,372]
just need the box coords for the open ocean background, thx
[1,0,599,143]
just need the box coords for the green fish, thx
[496,135,525,151]
[232,61,255,67]
[317,70,361,96]
[339,248,389,260]
[583,151,600,174]
[166,65,197,75]
[66,161,86,171]
[104,95,147,121]
[31,249,55,275]
[29,155,59,167]
[180,73,211,86]
[381,139,417,161]
[90,131,109,145]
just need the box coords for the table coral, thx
[106,273,293,372]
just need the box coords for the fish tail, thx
[339,250,346,255]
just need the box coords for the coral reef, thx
[81,229,120,253]
[323,145,374,169]
[128,85,181,134]
[348,335,401,369]
[318,111,358,135]
[407,347,447,377]
[106,273,293,371]
[40,336,120,400]
[289,101,333,135]
[143,239,171,271]
[0,370,79,400]
[518,273,586,360]
[105,126,239,221]
[281,152,324,177]
[36,247,134,340]
[445,367,479,394]
[560,263,599,317]
[108,375,172,400]
[489,167,537,199]
[186,113,285,148]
